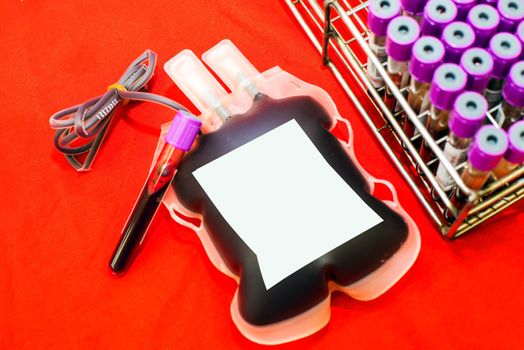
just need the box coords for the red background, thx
[1,1,523,349]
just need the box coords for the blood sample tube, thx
[467,4,500,47]
[460,47,494,93]
[442,21,476,63]
[385,16,421,111]
[452,0,478,20]
[435,92,487,195]
[486,33,523,108]
[493,120,524,178]
[400,0,426,22]
[420,63,467,166]
[404,36,445,138]
[498,61,524,129]
[420,0,458,37]
[515,21,524,59]
[367,0,402,89]
[448,125,508,217]
[497,0,524,33]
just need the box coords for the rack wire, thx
[286,0,524,239]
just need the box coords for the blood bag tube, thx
[385,16,421,111]
[459,47,494,93]
[404,36,445,139]
[434,92,487,196]
[420,0,458,37]
[467,4,500,47]
[419,63,467,167]
[497,0,524,33]
[367,0,402,89]
[497,61,524,129]
[442,21,476,63]
[452,0,477,20]
[493,120,524,178]
[400,0,426,22]
[486,33,522,108]
[516,21,524,59]
[447,126,508,218]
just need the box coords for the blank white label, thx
[193,119,383,289]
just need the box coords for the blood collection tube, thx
[420,63,467,167]
[497,61,524,129]
[516,21,524,59]
[384,16,421,111]
[400,0,426,22]
[467,4,500,47]
[442,21,476,63]
[486,33,523,108]
[497,0,524,33]
[367,0,402,89]
[434,92,487,195]
[404,36,445,139]
[447,125,508,217]
[109,111,202,274]
[420,0,458,37]
[460,47,494,93]
[493,121,524,178]
[452,0,478,20]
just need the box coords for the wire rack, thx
[286,0,524,239]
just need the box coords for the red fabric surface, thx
[1,1,523,348]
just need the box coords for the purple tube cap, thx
[410,36,445,82]
[401,0,426,14]
[386,16,421,61]
[421,0,458,36]
[460,47,494,92]
[452,0,477,19]
[165,111,202,151]
[429,63,468,110]
[488,33,523,78]
[368,0,402,36]
[449,92,488,138]
[468,126,509,171]
[442,21,476,51]
[506,121,524,164]
[498,0,524,32]
[467,4,500,46]
[503,61,524,107]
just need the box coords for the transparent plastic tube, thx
[493,121,524,179]
[496,61,524,129]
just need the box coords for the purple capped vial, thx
[460,47,494,93]
[498,61,524,128]
[486,33,523,107]
[400,0,426,21]
[435,91,488,191]
[452,0,478,20]
[367,0,402,89]
[385,16,421,110]
[442,21,476,63]
[517,21,524,59]
[467,4,500,47]
[497,0,524,33]
[493,121,524,177]
[421,0,458,37]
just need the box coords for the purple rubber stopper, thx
[467,4,500,47]
[165,111,202,151]
[517,21,524,59]
[442,21,476,62]
[460,47,494,92]
[368,0,402,36]
[421,0,458,37]
[410,36,445,82]
[468,126,509,171]
[449,91,488,138]
[502,61,524,107]
[452,0,477,20]
[505,121,524,164]
[488,32,523,79]
[497,0,524,33]
[401,0,426,15]
[386,16,421,61]
[429,63,467,110]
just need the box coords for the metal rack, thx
[286,0,524,239]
